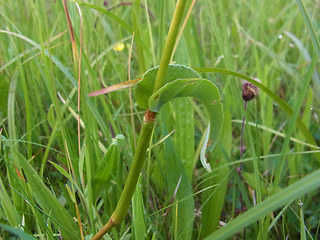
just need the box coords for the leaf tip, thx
[200,122,212,172]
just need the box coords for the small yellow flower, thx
[113,43,125,52]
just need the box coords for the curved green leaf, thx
[149,78,223,171]
[135,64,200,109]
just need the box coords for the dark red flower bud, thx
[242,79,260,101]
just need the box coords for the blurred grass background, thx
[0,0,319,239]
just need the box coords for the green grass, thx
[0,0,320,239]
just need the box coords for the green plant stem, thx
[92,113,155,240]
[110,120,154,222]
[152,0,188,92]
[92,1,188,239]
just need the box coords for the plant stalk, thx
[152,0,188,92]
[92,111,155,240]
[92,0,188,238]
[239,100,247,239]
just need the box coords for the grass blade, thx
[205,168,320,240]
[174,98,194,180]
[0,177,21,227]
[201,110,231,237]
[17,152,80,240]
[132,174,146,240]
[295,0,320,59]
[0,30,77,86]
[73,1,152,57]
[88,79,140,97]
[0,223,37,240]
[161,125,194,240]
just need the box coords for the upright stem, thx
[92,1,188,239]
[92,112,155,240]
[239,100,247,239]
[240,101,247,160]
[153,0,188,92]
